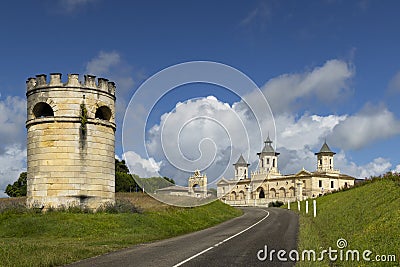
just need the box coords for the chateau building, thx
[217,138,355,206]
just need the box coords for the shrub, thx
[97,199,142,214]
[0,200,28,214]
[268,200,284,207]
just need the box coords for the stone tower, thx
[315,141,336,172]
[233,154,250,180]
[188,170,208,198]
[257,136,280,174]
[26,73,116,210]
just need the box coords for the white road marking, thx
[172,209,270,267]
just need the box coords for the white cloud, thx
[143,94,394,182]
[0,96,27,196]
[394,164,400,173]
[59,0,98,12]
[139,59,399,184]
[335,153,392,178]
[0,96,26,150]
[276,113,346,150]
[146,96,254,185]
[240,1,271,28]
[0,145,27,197]
[85,51,136,121]
[276,147,316,175]
[388,71,400,94]
[329,104,400,150]
[262,59,354,114]
[123,151,161,178]
[86,51,121,77]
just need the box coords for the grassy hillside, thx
[294,174,400,266]
[0,193,242,267]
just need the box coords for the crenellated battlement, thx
[26,72,116,210]
[26,73,116,95]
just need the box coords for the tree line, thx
[5,159,175,197]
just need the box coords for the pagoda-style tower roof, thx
[233,154,250,166]
[315,141,336,155]
[257,136,280,156]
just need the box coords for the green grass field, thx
[0,193,242,267]
[291,175,400,266]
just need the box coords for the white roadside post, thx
[306,200,309,214]
[297,200,300,211]
[313,200,317,217]
[288,201,290,210]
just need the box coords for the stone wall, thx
[26,73,116,210]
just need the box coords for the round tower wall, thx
[26,73,116,210]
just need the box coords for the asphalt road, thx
[67,207,298,267]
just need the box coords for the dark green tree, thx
[5,172,27,197]
[115,159,130,173]
[115,158,142,192]
[163,176,175,185]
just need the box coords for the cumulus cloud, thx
[335,152,392,178]
[140,59,398,182]
[329,104,400,150]
[276,113,346,150]
[394,164,400,173]
[0,96,26,151]
[240,1,271,29]
[86,51,121,76]
[276,147,316,175]
[146,96,254,185]
[0,145,27,197]
[85,50,136,121]
[123,151,161,178]
[387,71,400,94]
[262,59,354,114]
[0,96,27,196]
[143,94,374,184]
[58,0,98,12]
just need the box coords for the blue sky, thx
[1,0,400,191]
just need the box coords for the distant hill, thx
[296,173,400,266]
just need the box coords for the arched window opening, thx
[33,102,54,118]
[259,188,265,198]
[269,188,276,198]
[239,190,245,200]
[289,187,295,197]
[95,106,112,121]
[279,187,286,198]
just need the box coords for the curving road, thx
[67,207,298,267]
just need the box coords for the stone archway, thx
[279,187,286,198]
[269,188,276,198]
[239,190,245,200]
[289,187,295,197]
[258,187,265,199]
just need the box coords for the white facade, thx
[217,140,355,206]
